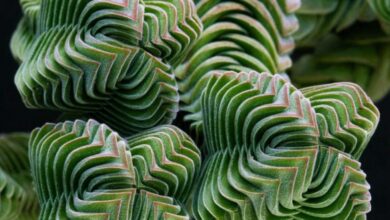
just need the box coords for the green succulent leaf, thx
[12,0,202,136]
[194,146,371,219]
[200,71,319,154]
[0,133,39,219]
[368,0,390,33]
[301,82,380,159]
[294,0,369,47]
[10,17,36,63]
[291,0,390,101]
[174,0,300,141]
[190,71,376,219]
[11,0,40,63]
[8,1,384,220]
[29,119,201,219]
[128,125,201,203]
[291,31,390,101]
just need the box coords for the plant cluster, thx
[0,0,386,219]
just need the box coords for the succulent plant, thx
[191,71,378,219]
[175,0,300,139]
[291,25,390,102]
[294,0,371,47]
[29,119,201,219]
[0,133,39,219]
[6,0,384,219]
[26,71,379,219]
[11,0,202,136]
[292,0,390,101]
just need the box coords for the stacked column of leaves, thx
[6,0,384,219]
[0,133,39,219]
[190,71,379,219]
[174,0,300,138]
[11,0,202,135]
[29,119,201,219]
[291,0,390,101]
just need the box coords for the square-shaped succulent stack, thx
[1,0,385,219]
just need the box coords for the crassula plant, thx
[1,0,385,219]
[291,0,390,101]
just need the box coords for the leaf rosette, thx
[190,71,378,219]
[12,0,202,136]
[29,119,201,219]
[174,0,300,140]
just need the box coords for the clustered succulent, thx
[1,0,386,219]
[29,120,200,219]
[11,0,202,135]
[291,0,390,101]
[192,71,378,219]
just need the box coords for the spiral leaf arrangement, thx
[29,119,201,219]
[191,71,378,219]
[174,0,300,138]
[0,133,39,220]
[11,0,202,135]
[6,0,384,219]
[302,82,381,159]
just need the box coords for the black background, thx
[1,2,389,218]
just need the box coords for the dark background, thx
[1,2,389,218]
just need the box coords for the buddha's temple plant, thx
[1,0,385,219]
[292,0,390,101]
[11,0,202,136]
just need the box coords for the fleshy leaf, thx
[174,0,300,140]
[29,119,201,219]
[0,133,39,219]
[190,71,375,219]
[302,82,380,159]
[12,0,202,136]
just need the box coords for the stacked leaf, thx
[129,125,201,203]
[7,1,383,220]
[0,133,39,219]
[11,0,202,136]
[302,82,380,159]
[291,25,390,101]
[292,0,390,101]
[191,71,379,219]
[10,0,40,62]
[294,0,371,47]
[174,0,300,138]
[29,119,201,219]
